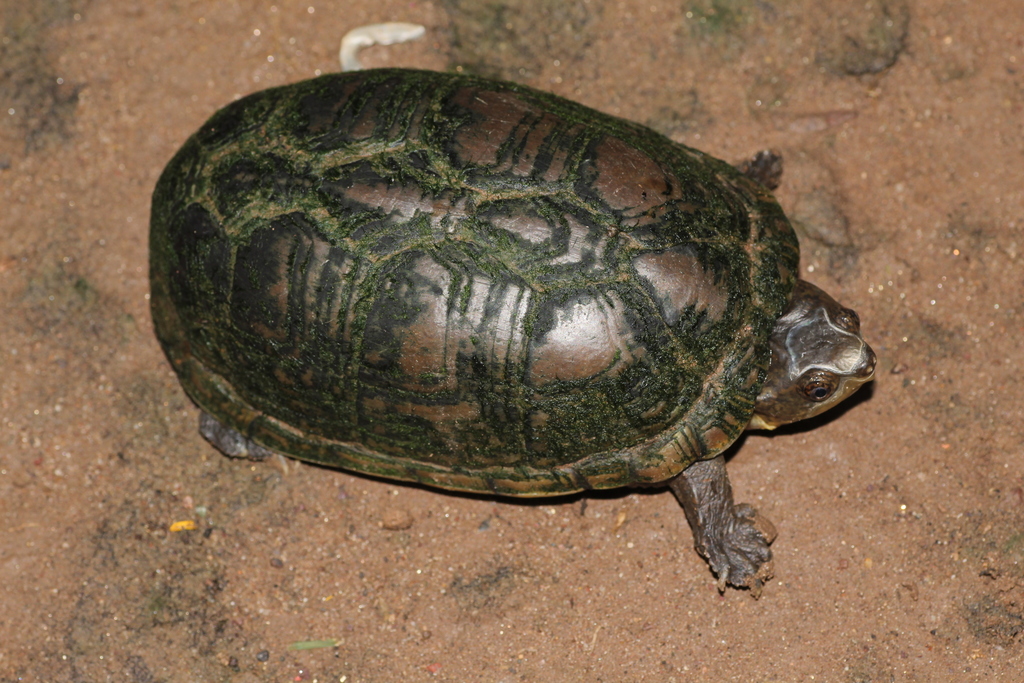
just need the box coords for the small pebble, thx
[382,508,414,530]
[256,650,270,662]
[270,557,284,568]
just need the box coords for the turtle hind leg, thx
[668,454,777,597]
[735,149,783,190]
[199,412,274,461]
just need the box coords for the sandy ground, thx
[2,0,1023,680]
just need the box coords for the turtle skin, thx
[150,68,799,498]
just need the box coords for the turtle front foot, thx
[702,502,776,597]
[669,455,777,597]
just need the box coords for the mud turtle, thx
[150,68,875,593]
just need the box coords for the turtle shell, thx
[150,68,799,496]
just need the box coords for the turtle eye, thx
[834,308,861,333]
[809,385,831,400]
[801,371,838,402]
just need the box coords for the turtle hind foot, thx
[735,149,783,190]
[199,412,274,461]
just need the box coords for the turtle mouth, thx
[746,412,780,431]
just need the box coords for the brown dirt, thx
[2,0,1023,680]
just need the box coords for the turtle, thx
[149,68,876,594]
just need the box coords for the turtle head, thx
[748,279,876,430]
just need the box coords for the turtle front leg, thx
[669,455,777,596]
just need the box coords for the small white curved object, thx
[339,22,426,72]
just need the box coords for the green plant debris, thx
[287,639,340,650]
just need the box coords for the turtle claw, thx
[669,456,777,596]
